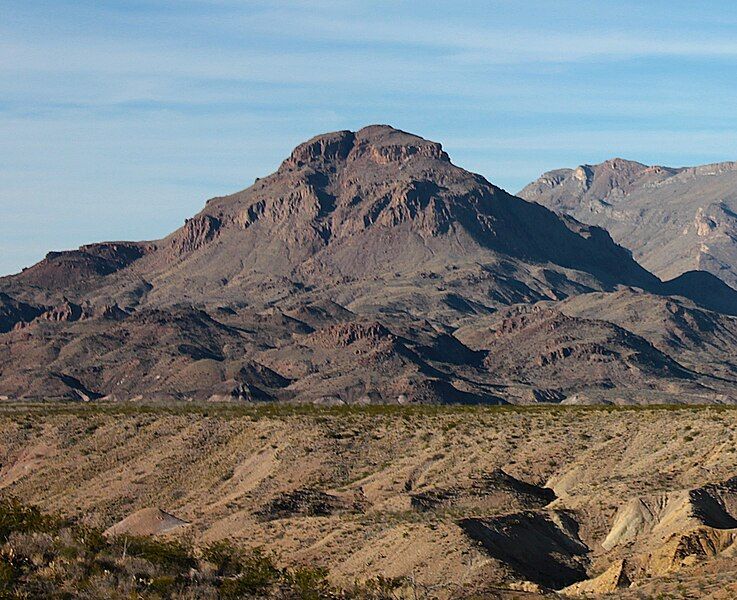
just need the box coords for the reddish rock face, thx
[309,321,393,348]
[38,300,83,323]
[283,130,356,168]
[169,215,221,257]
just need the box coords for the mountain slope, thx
[454,304,699,396]
[519,159,737,289]
[559,289,737,381]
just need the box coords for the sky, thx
[3,1,737,275]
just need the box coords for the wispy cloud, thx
[1,0,737,274]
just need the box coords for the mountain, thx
[2,127,662,308]
[2,125,737,404]
[519,158,737,289]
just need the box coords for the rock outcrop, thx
[562,559,630,596]
[104,508,189,537]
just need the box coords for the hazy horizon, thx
[3,0,737,275]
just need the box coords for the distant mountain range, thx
[3,126,737,404]
[519,158,737,289]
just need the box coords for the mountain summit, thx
[188,126,657,282]
[96,124,660,305]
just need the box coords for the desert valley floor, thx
[4,403,737,598]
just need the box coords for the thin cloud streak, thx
[2,1,737,275]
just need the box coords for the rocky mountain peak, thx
[283,130,356,168]
[351,124,450,164]
[519,157,678,213]
[281,125,449,171]
[601,157,648,171]
[519,156,737,290]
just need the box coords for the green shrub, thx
[149,574,176,595]
[203,539,245,577]
[0,497,59,542]
[0,554,19,592]
[119,536,196,571]
[286,566,332,600]
[220,547,281,596]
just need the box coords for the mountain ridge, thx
[2,125,737,404]
[519,157,737,290]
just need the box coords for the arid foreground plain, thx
[2,403,737,598]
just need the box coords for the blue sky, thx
[3,1,737,275]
